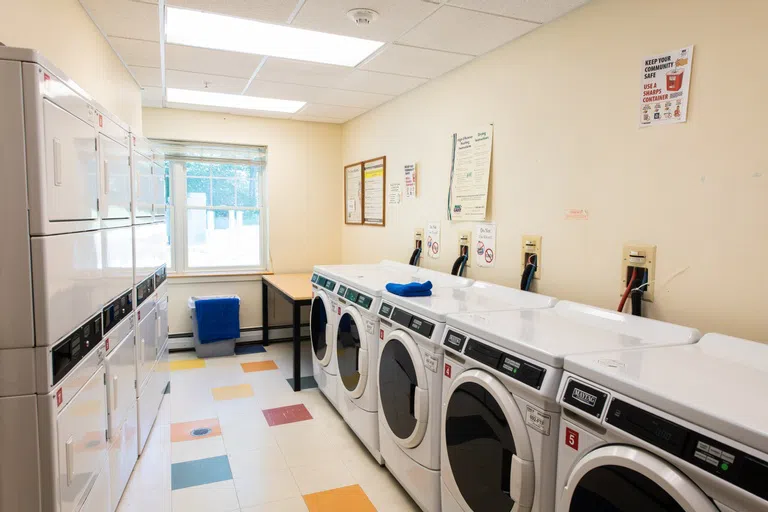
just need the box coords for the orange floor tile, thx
[171,418,222,443]
[240,360,279,373]
[303,485,376,512]
[211,383,254,401]
[170,359,206,371]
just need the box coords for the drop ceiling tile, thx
[245,80,325,103]
[141,86,163,108]
[85,0,160,41]
[446,0,590,23]
[399,6,539,56]
[255,58,352,89]
[299,103,367,121]
[314,89,392,109]
[165,44,263,78]
[291,115,344,124]
[360,44,472,79]
[335,70,427,96]
[292,0,438,42]
[165,102,294,119]
[167,0,298,24]
[166,70,248,94]
[110,37,161,68]
[130,66,162,87]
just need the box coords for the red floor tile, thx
[262,403,313,426]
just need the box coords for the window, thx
[158,141,267,274]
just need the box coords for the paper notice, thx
[474,223,496,268]
[388,183,402,205]
[448,125,493,221]
[345,163,362,223]
[426,222,441,259]
[363,158,385,225]
[640,46,693,127]
[404,163,417,199]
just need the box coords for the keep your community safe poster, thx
[640,46,693,127]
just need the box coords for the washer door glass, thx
[379,337,418,439]
[569,465,686,511]
[445,382,517,512]
[310,295,328,361]
[337,312,362,392]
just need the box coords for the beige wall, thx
[341,0,768,342]
[0,0,143,130]
[142,108,343,333]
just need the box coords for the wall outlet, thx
[414,228,424,249]
[621,243,656,302]
[458,231,472,267]
[521,235,542,279]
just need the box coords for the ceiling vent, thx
[347,8,379,26]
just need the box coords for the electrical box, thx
[621,243,656,302]
[521,235,542,279]
[458,231,472,267]
[414,228,423,249]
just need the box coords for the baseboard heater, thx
[168,324,310,350]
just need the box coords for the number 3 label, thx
[565,427,579,450]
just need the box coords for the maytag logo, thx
[572,388,597,407]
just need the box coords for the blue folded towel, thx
[195,297,240,343]
[386,280,433,297]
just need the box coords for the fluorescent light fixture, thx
[166,88,305,113]
[166,7,385,67]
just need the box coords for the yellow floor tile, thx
[303,485,376,512]
[212,383,255,401]
[170,359,206,372]
[241,361,279,373]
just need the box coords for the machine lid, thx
[310,292,332,365]
[446,301,699,369]
[337,307,367,398]
[443,369,534,512]
[564,333,768,456]
[382,281,556,324]
[561,445,718,512]
[378,330,429,447]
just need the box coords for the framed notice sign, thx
[362,157,386,226]
[345,162,363,224]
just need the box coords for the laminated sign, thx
[640,46,693,127]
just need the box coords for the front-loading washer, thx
[438,300,701,512]
[334,267,474,464]
[555,333,768,512]
[377,283,558,512]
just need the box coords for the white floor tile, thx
[172,480,240,512]
[172,436,227,463]
[290,459,356,495]
[227,444,287,479]
[234,469,301,508]
[241,497,309,512]
[222,422,279,453]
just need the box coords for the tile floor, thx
[117,342,419,512]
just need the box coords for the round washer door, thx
[337,306,368,399]
[378,330,429,449]
[310,291,333,367]
[442,369,535,512]
[560,445,720,512]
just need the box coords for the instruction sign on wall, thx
[404,163,417,199]
[474,223,496,268]
[448,125,493,221]
[426,222,441,259]
[640,46,693,127]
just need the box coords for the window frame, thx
[162,147,269,276]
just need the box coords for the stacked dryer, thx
[0,48,116,512]
[130,134,170,454]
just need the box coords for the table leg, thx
[292,302,301,391]
[262,280,270,346]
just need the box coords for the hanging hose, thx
[451,253,468,276]
[520,254,537,291]
[408,247,422,266]
[618,267,638,312]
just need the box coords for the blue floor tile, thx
[235,344,266,355]
[286,375,318,390]
[171,455,232,490]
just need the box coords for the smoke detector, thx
[347,8,379,26]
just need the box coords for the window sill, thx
[168,270,273,284]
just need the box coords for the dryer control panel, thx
[379,302,435,338]
[312,274,336,292]
[103,289,133,336]
[606,398,768,503]
[51,313,102,385]
[464,339,546,390]
[136,274,155,306]
[344,288,372,310]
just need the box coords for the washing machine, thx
[555,333,768,512]
[377,283,558,512]
[334,267,475,464]
[438,300,701,512]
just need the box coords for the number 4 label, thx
[565,427,579,450]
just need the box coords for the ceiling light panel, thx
[165,7,385,67]
[166,88,306,113]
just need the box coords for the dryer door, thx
[98,133,131,221]
[378,330,429,449]
[337,306,368,399]
[106,329,136,438]
[560,445,719,512]
[442,369,535,512]
[310,291,333,367]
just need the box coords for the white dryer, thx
[377,283,557,512]
[334,266,473,464]
[555,333,768,512]
[438,301,700,512]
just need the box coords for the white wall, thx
[0,0,143,130]
[341,0,768,342]
[142,108,343,334]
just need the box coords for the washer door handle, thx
[112,374,119,411]
[510,455,534,510]
[413,386,428,423]
[358,348,368,376]
[65,435,75,486]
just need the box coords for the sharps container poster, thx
[640,46,693,127]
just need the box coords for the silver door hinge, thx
[134,379,137,390]
[103,373,106,385]
[95,138,98,151]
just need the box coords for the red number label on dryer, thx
[105,338,110,351]
[444,363,452,378]
[338,307,341,315]
[379,329,384,340]
[56,388,63,407]
[565,427,579,450]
